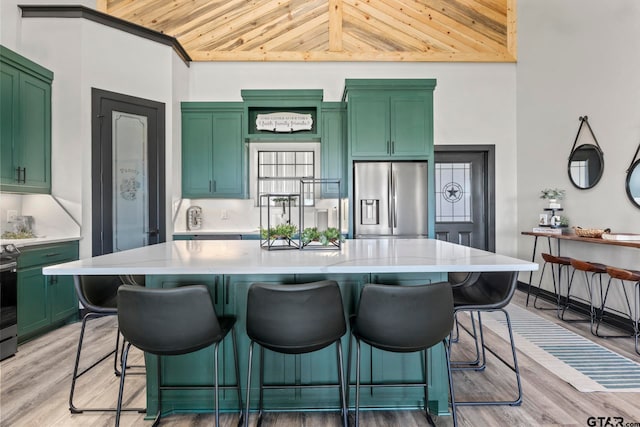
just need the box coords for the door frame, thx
[91,88,166,256]
[434,144,495,252]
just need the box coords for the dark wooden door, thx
[434,146,494,251]
[91,89,165,256]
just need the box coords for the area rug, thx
[481,304,640,392]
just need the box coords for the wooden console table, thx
[521,231,640,304]
[522,231,640,251]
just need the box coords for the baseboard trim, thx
[516,281,637,335]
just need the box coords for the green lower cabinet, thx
[17,267,50,337]
[50,274,77,322]
[143,273,451,417]
[17,241,79,342]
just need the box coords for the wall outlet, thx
[7,210,18,222]
[221,209,229,220]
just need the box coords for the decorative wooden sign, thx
[256,112,314,132]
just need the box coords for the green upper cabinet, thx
[182,103,244,198]
[0,46,53,194]
[344,79,436,160]
[321,103,346,198]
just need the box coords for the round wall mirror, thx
[626,159,640,208]
[568,144,604,189]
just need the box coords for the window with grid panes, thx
[257,151,315,206]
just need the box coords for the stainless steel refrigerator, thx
[354,161,429,238]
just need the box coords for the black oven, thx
[1,244,19,361]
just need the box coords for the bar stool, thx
[602,267,640,354]
[244,280,348,427]
[115,284,243,427]
[526,253,571,316]
[448,272,484,368]
[568,259,607,331]
[69,275,145,414]
[349,282,457,427]
[451,271,522,406]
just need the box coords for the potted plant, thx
[261,223,298,248]
[540,188,565,208]
[301,227,345,248]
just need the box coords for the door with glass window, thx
[91,89,165,256]
[434,146,494,251]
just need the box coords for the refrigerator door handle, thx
[388,168,393,228]
[391,169,398,228]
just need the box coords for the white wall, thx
[2,0,186,257]
[15,1,640,271]
[189,61,519,254]
[517,0,640,311]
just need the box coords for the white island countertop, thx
[42,239,538,276]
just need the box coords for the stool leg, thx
[355,339,362,427]
[635,282,639,355]
[594,278,636,339]
[532,262,560,312]
[69,312,118,413]
[231,327,244,425]
[258,347,265,425]
[115,342,130,427]
[451,312,486,371]
[244,341,254,427]
[443,340,458,427]
[422,349,429,419]
[214,342,220,427]
[335,340,348,427]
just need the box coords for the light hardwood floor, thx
[1,290,639,427]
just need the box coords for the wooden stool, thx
[564,259,606,327]
[527,253,572,317]
[603,267,640,355]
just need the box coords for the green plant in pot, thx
[261,223,298,241]
[302,227,344,246]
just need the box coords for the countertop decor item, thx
[299,178,343,250]
[540,188,565,209]
[259,193,300,250]
[573,226,611,238]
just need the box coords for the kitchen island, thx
[43,239,537,419]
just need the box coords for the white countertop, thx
[173,229,259,235]
[42,239,538,276]
[0,236,81,248]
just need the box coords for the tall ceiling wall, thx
[99,0,516,62]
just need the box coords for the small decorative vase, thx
[548,199,561,209]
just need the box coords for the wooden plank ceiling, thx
[98,0,516,62]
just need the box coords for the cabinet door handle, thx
[387,141,390,154]
[391,141,395,154]
[213,180,217,192]
[45,252,61,257]
[15,167,26,183]
[225,276,230,305]
[209,180,212,192]
[214,276,219,304]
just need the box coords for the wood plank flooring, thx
[1,290,639,426]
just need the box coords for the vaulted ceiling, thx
[98,0,516,62]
